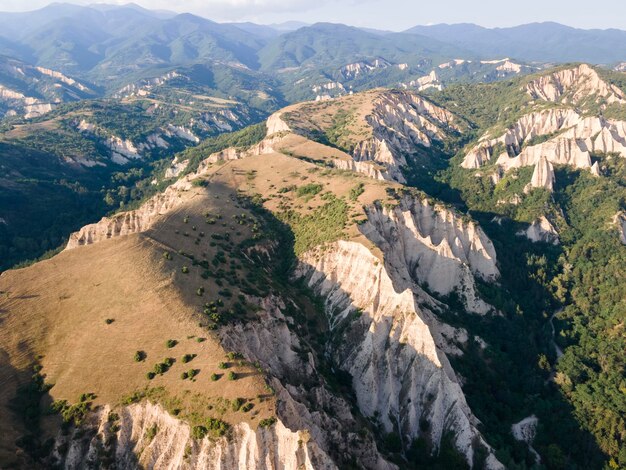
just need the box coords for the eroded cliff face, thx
[525,64,626,105]
[461,103,626,190]
[53,402,336,470]
[517,216,560,245]
[296,241,502,469]
[359,196,499,314]
[65,186,185,249]
[349,91,460,183]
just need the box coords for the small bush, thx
[218,362,228,369]
[105,318,114,324]
[134,351,146,362]
[227,371,236,380]
[259,416,277,428]
[146,371,155,380]
[166,339,178,348]
[210,373,219,381]
[181,354,196,364]
[232,398,244,411]
[181,371,189,380]
[145,424,158,441]
[181,266,189,274]
[242,403,254,412]
[191,425,207,439]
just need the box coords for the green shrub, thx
[181,354,196,363]
[181,266,189,274]
[349,182,365,201]
[134,351,146,362]
[210,373,219,381]
[242,403,254,412]
[145,424,158,441]
[166,339,178,348]
[232,398,244,411]
[218,362,228,369]
[296,183,323,201]
[259,416,277,428]
[227,371,236,380]
[105,318,114,324]
[146,371,155,380]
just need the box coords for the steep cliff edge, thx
[525,64,626,105]
[54,402,335,470]
[296,241,502,469]
[359,196,499,313]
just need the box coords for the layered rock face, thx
[359,196,499,314]
[54,402,336,470]
[517,216,560,245]
[462,107,626,184]
[461,108,582,169]
[297,241,502,469]
[614,212,626,245]
[350,91,460,183]
[528,156,555,191]
[65,186,185,249]
[525,64,626,105]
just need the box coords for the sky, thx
[1,0,626,31]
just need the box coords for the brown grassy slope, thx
[0,183,275,466]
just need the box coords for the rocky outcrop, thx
[54,402,335,470]
[614,212,626,245]
[517,217,559,245]
[331,158,387,181]
[220,296,397,470]
[461,108,582,169]
[359,196,499,313]
[296,241,502,469]
[528,156,555,191]
[525,64,626,105]
[463,107,626,180]
[65,186,185,249]
[590,160,601,176]
[349,91,460,183]
[266,112,291,136]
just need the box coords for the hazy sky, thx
[1,0,626,31]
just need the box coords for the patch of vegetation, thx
[295,183,323,201]
[277,193,348,255]
[258,416,277,428]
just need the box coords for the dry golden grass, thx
[0,125,399,464]
[0,185,275,465]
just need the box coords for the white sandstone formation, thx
[266,112,291,135]
[528,156,555,191]
[165,124,199,143]
[164,157,189,178]
[54,402,336,470]
[359,196,499,313]
[511,415,540,464]
[462,107,626,178]
[36,66,90,92]
[590,161,601,176]
[297,241,502,469]
[517,216,559,245]
[349,91,459,183]
[66,187,185,249]
[402,71,442,91]
[525,64,626,105]
[614,212,626,244]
